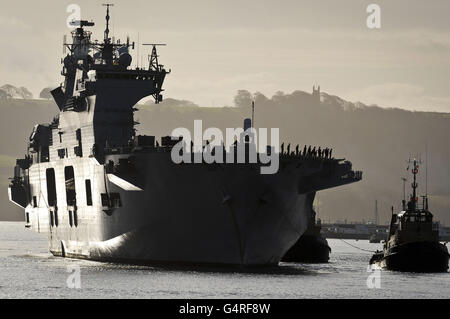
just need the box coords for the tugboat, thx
[282,210,331,263]
[370,159,449,272]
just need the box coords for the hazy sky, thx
[1,0,450,112]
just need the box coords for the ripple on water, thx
[0,223,448,298]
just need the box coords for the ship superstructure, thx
[8,6,362,266]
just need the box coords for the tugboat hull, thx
[371,241,449,272]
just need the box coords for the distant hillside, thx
[145,97,199,108]
[1,91,449,225]
[0,99,55,220]
[0,84,33,100]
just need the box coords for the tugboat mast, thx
[401,177,407,210]
[411,159,418,211]
[407,158,422,212]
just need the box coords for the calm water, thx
[0,222,448,299]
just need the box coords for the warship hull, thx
[370,241,449,272]
[22,153,322,266]
[8,8,362,267]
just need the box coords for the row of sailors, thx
[281,143,333,159]
[120,138,333,159]
[195,141,334,159]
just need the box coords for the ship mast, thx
[103,3,113,43]
[252,101,255,128]
[408,158,420,212]
[101,3,114,65]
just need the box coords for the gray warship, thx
[8,6,362,267]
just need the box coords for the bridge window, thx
[74,210,78,227]
[75,129,83,157]
[74,146,82,157]
[100,193,122,208]
[101,193,109,207]
[76,129,82,141]
[54,210,59,227]
[40,146,49,162]
[85,180,92,206]
[46,168,57,207]
[64,166,76,206]
[110,193,122,207]
[57,149,66,159]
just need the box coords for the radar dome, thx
[118,53,132,68]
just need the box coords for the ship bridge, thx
[48,5,169,164]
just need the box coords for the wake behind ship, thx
[8,6,362,267]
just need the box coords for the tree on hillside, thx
[271,91,286,104]
[19,87,32,99]
[253,92,269,106]
[234,90,252,108]
[0,85,33,99]
[39,87,53,100]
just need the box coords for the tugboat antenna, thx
[401,177,407,210]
